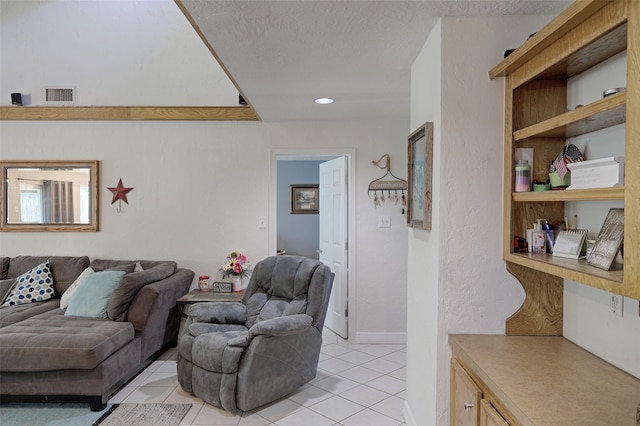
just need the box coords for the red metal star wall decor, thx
[107,178,134,204]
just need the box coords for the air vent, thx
[44,87,75,104]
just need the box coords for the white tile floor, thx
[108,328,407,425]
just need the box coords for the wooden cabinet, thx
[451,359,512,426]
[450,360,481,426]
[449,334,640,426]
[489,0,640,335]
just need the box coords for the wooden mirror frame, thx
[407,122,433,230]
[1,160,99,232]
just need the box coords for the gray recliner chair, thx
[177,255,334,414]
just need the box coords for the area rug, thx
[0,402,191,426]
[94,403,192,426]
[0,402,113,426]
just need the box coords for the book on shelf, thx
[587,208,624,271]
[552,229,588,259]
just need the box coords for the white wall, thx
[404,18,441,426]
[0,0,238,106]
[405,15,554,425]
[0,0,408,341]
[563,52,640,378]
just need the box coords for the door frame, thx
[269,148,356,341]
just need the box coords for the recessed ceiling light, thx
[314,97,334,105]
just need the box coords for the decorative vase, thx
[232,275,242,292]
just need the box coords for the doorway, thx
[271,150,354,340]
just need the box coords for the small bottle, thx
[531,220,546,254]
[515,160,531,192]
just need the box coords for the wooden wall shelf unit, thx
[450,3,639,424]
[492,0,639,336]
[0,106,259,121]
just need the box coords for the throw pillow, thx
[0,278,17,304]
[107,263,174,321]
[106,263,137,273]
[60,267,95,309]
[2,261,54,306]
[64,271,125,318]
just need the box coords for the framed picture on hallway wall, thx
[407,122,433,230]
[290,184,319,214]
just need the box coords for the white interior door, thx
[319,156,348,338]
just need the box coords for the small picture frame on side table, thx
[407,122,433,230]
[290,184,319,214]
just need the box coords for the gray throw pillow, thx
[107,263,175,321]
[0,278,17,304]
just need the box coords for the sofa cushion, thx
[60,267,95,309]
[65,271,125,318]
[2,262,55,307]
[107,263,175,321]
[0,299,60,328]
[0,310,134,371]
[6,256,90,296]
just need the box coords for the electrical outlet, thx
[258,216,267,229]
[378,216,391,228]
[609,293,623,317]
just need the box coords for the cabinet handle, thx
[464,402,475,410]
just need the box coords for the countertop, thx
[449,334,640,426]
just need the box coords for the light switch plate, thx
[378,216,391,228]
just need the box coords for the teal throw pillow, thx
[65,271,126,318]
[2,261,54,306]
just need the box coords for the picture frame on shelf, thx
[407,122,433,230]
[290,184,319,214]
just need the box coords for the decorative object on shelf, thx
[407,122,433,230]
[588,208,624,271]
[552,144,584,180]
[198,275,211,291]
[552,229,588,259]
[532,181,551,191]
[549,172,571,189]
[232,275,242,292]
[367,154,407,211]
[107,178,134,213]
[514,160,531,192]
[290,185,319,214]
[566,157,624,190]
[603,87,625,98]
[213,281,232,293]
[220,251,251,292]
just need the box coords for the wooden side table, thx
[176,289,245,318]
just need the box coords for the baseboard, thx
[403,400,417,426]
[353,331,407,345]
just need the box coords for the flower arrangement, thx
[221,251,251,278]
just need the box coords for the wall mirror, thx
[1,160,99,231]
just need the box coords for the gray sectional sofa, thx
[0,255,194,410]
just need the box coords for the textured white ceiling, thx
[178,0,571,122]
